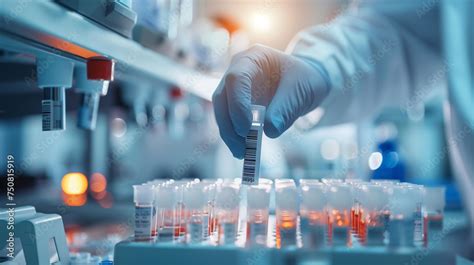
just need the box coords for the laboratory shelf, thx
[114,241,457,265]
[0,0,219,100]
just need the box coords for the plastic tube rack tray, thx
[114,242,456,265]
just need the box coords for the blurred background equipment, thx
[0,0,470,264]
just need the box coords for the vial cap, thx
[326,184,353,210]
[424,187,446,212]
[87,56,115,81]
[247,182,272,209]
[251,105,266,123]
[133,185,154,204]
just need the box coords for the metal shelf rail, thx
[0,0,219,100]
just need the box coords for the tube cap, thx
[251,105,266,123]
[87,56,115,81]
[133,185,154,204]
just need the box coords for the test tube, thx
[388,185,419,247]
[325,183,352,246]
[155,183,178,242]
[372,180,398,244]
[246,178,272,247]
[200,180,217,241]
[133,185,155,241]
[183,183,208,244]
[215,181,241,245]
[275,179,298,248]
[423,186,445,246]
[242,105,266,185]
[359,184,388,246]
[345,180,363,240]
[299,179,327,248]
[170,180,191,242]
[402,183,425,247]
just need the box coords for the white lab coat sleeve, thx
[287,2,445,127]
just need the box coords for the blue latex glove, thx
[212,44,331,159]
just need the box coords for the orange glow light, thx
[90,172,107,193]
[61,172,88,195]
[62,193,87,207]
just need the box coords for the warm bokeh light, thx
[61,172,88,195]
[250,13,272,32]
[62,193,87,207]
[90,172,107,193]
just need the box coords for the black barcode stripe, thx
[242,129,259,184]
[42,100,52,130]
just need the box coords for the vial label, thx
[242,126,262,185]
[332,226,350,246]
[300,218,325,248]
[278,227,297,247]
[203,215,210,239]
[220,223,237,245]
[151,207,157,237]
[158,227,174,242]
[135,206,153,240]
[42,100,52,131]
[366,225,385,246]
[247,222,268,245]
[414,207,423,246]
[188,222,204,243]
[42,99,64,131]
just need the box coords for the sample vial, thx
[215,181,241,245]
[299,180,327,248]
[183,183,208,244]
[133,185,155,241]
[359,184,388,246]
[389,185,418,247]
[400,183,425,247]
[246,178,272,247]
[170,180,189,243]
[326,183,352,247]
[242,105,266,185]
[275,179,298,248]
[423,187,445,246]
[155,184,178,242]
[42,87,66,131]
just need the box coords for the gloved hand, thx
[212,44,331,159]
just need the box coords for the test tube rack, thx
[114,241,455,265]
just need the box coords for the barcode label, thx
[42,100,52,131]
[242,127,261,185]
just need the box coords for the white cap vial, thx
[133,185,154,205]
[251,104,266,124]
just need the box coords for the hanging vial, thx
[242,105,266,185]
